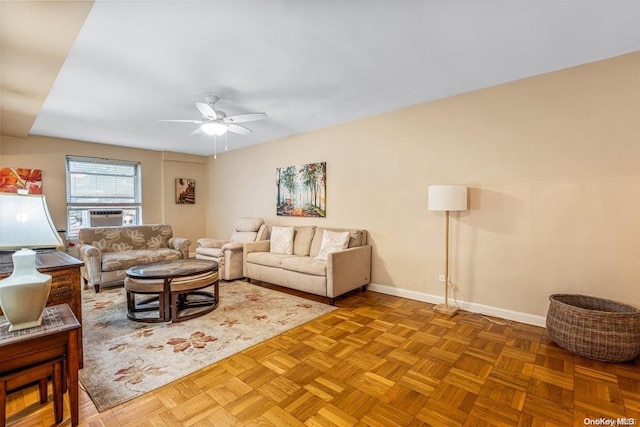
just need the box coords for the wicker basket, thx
[546,294,640,362]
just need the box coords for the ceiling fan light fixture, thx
[201,122,227,136]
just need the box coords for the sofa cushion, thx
[293,226,316,256]
[314,230,350,261]
[270,226,294,255]
[246,252,299,268]
[310,228,364,258]
[101,248,183,272]
[281,257,327,277]
[80,224,174,253]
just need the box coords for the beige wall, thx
[162,151,208,254]
[208,52,640,319]
[2,52,638,321]
[0,135,208,251]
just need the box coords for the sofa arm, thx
[244,240,270,254]
[169,237,192,258]
[243,240,271,277]
[197,238,229,249]
[77,243,102,286]
[327,245,372,298]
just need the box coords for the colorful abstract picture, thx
[175,178,195,204]
[0,168,42,194]
[276,162,326,217]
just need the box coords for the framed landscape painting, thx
[276,162,326,217]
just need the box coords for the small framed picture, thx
[175,178,195,204]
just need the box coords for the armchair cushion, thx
[229,231,259,243]
[235,217,265,232]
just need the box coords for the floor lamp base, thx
[433,303,458,315]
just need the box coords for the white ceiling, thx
[30,1,640,156]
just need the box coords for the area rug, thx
[79,281,336,411]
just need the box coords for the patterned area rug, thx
[79,281,336,411]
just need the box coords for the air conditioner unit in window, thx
[83,210,123,227]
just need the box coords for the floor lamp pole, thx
[434,209,458,315]
[428,184,466,316]
[444,210,450,308]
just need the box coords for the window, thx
[66,156,142,236]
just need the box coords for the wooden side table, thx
[0,304,80,426]
[0,250,84,366]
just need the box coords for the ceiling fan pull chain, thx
[214,135,217,159]
[225,132,228,152]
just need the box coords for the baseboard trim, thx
[367,283,546,327]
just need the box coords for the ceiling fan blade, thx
[226,123,252,135]
[189,127,203,136]
[158,119,202,124]
[223,113,267,124]
[195,102,217,120]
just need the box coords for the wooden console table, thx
[0,304,80,426]
[0,251,84,365]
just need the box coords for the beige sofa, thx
[195,217,268,281]
[243,226,371,304]
[77,224,191,292]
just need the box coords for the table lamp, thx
[0,193,63,331]
[428,185,468,315]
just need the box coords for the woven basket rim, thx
[549,293,640,315]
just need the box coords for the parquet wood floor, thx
[5,284,640,426]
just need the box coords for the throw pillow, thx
[314,230,350,261]
[269,226,294,255]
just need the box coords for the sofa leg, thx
[361,285,367,292]
[329,298,335,306]
[94,284,101,293]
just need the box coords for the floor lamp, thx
[428,185,468,315]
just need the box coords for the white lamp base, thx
[7,317,45,332]
[433,303,458,315]
[0,249,52,332]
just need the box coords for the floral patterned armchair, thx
[77,224,191,292]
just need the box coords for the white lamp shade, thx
[0,193,63,250]
[428,185,468,211]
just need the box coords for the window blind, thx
[66,156,140,205]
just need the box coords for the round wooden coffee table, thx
[125,259,219,323]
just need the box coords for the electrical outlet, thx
[438,274,445,282]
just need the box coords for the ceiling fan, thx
[160,94,267,136]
